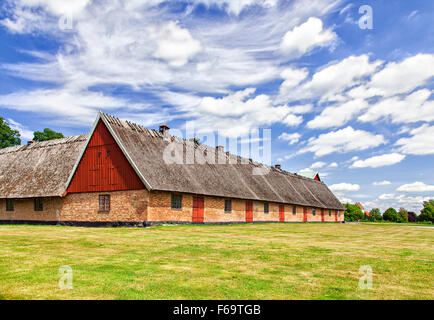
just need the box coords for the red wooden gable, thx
[67,120,144,193]
[314,174,320,181]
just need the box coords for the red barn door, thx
[335,210,338,222]
[192,196,204,223]
[303,207,308,222]
[245,201,253,222]
[321,209,325,222]
[279,204,285,222]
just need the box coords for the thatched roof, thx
[101,113,345,210]
[0,135,88,198]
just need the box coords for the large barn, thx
[0,112,345,226]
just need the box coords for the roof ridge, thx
[0,134,88,155]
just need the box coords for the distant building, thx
[356,202,370,216]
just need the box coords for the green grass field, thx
[0,223,432,300]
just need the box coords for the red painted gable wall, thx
[67,120,144,193]
[314,175,320,181]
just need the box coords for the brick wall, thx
[0,189,344,224]
[0,197,62,221]
[59,189,148,222]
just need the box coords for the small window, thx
[224,199,231,213]
[312,208,316,216]
[99,195,110,212]
[292,206,296,215]
[264,203,269,214]
[338,210,341,217]
[171,194,182,210]
[34,198,43,211]
[6,199,14,211]
[329,209,332,216]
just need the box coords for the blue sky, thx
[0,0,433,212]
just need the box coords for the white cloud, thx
[151,21,201,67]
[278,132,301,145]
[379,193,395,200]
[329,183,360,192]
[349,54,434,99]
[397,182,434,193]
[329,162,338,168]
[299,126,386,157]
[281,55,382,102]
[280,17,336,59]
[396,124,434,155]
[359,89,434,124]
[167,88,303,137]
[279,67,309,98]
[373,180,391,186]
[350,153,406,168]
[307,99,368,129]
[6,118,34,141]
[310,161,326,169]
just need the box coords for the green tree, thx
[0,116,21,148]
[33,128,64,142]
[383,207,400,222]
[344,203,364,222]
[418,200,434,223]
[370,208,382,221]
[398,208,409,223]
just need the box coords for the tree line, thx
[0,116,64,148]
[344,200,434,223]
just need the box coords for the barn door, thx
[245,201,253,222]
[335,210,338,222]
[321,209,325,222]
[192,196,204,223]
[303,207,308,222]
[279,205,285,222]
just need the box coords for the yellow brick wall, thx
[59,189,148,222]
[0,197,62,221]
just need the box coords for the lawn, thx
[0,223,432,300]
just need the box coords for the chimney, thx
[275,164,281,169]
[27,140,35,145]
[216,145,224,152]
[159,124,170,135]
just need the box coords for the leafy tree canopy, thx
[418,200,434,223]
[383,207,402,222]
[33,128,64,142]
[344,203,364,222]
[369,208,382,221]
[0,116,21,149]
[398,208,409,223]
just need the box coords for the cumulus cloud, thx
[280,55,382,102]
[151,21,201,67]
[329,183,360,192]
[359,89,434,124]
[373,180,391,186]
[310,161,326,169]
[307,99,368,129]
[350,153,406,168]
[280,17,336,59]
[299,126,386,157]
[350,54,434,98]
[396,124,434,155]
[278,132,301,145]
[329,162,338,168]
[397,182,434,192]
